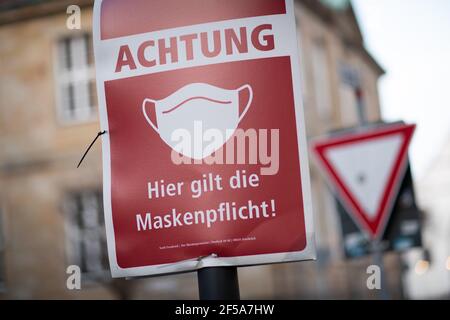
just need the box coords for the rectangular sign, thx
[94,0,315,278]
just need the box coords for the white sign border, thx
[93,0,316,278]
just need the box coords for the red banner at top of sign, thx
[100,0,286,40]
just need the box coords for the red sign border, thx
[311,123,416,240]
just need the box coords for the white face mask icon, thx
[142,83,253,159]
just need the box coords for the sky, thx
[351,0,450,179]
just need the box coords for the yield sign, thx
[311,123,416,239]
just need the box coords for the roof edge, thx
[298,0,384,76]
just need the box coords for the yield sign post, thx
[311,123,416,240]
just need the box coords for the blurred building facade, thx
[0,0,404,299]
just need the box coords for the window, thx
[0,209,5,290]
[339,63,364,127]
[339,82,359,127]
[311,40,333,121]
[55,33,97,123]
[64,190,108,281]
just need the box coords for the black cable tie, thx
[77,130,107,168]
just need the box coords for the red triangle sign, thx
[311,123,416,239]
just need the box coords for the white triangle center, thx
[325,133,403,220]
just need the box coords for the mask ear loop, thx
[142,98,159,133]
[237,84,253,123]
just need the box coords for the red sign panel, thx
[94,0,314,277]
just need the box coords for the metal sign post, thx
[355,92,389,300]
[370,241,390,300]
[354,91,389,300]
[198,267,240,300]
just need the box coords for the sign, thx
[338,163,422,258]
[93,0,315,278]
[311,123,415,239]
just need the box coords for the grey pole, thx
[198,267,240,300]
[354,87,390,299]
[371,240,390,300]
